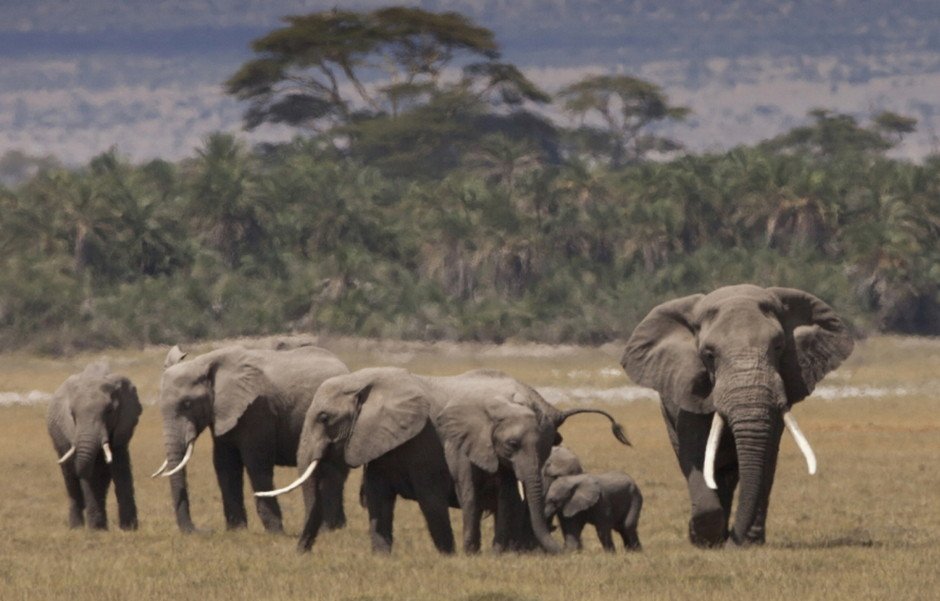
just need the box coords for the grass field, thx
[1,335,938,600]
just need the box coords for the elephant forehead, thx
[696,287,782,323]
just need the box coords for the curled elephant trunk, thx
[558,408,631,446]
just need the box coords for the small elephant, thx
[542,445,584,490]
[46,362,142,530]
[622,284,853,546]
[153,344,349,533]
[544,472,643,552]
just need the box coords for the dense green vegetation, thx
[2,8,938,354]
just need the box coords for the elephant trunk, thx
[74,430,105,479]
[162,417,196,533]
[727,403,778,545]
[515,460,561,554]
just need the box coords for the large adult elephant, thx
[47,362,141,530]
[261,367,459,554]
[621,284,853,547]
[152,344,349,533]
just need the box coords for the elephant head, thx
[543,474,601,520]
[57,363,141,479]
[621,284,853,544]
[542,445,584,491]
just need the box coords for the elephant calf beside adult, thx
[152,344,350,533]
[621,284,854,547]
[47,362,142,530]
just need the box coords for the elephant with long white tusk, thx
[622,284,853,547]
[46,362,142,530]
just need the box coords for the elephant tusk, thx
[162,442,194,477]
[150,459,169,478]
[703,413,724,490]
[57,446,76,464]
[102,442,113,464]
[255,460,318,497]
[783,411,817,475]
[517,480,526,501]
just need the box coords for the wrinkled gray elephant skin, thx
[155,344,349,534]
[622,284,853,547]
[47,362,142,530]
[544,472,643,552]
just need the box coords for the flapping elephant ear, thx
[104,375,142,446]
[211,357,273,437]
[561,476,602,518]
[769,287,855,403]
[164,345,188,368]
[344,377,431,467]
[621,294,714,414]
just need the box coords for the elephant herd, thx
[48,284,854,554]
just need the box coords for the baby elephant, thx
[47,362,142,530]
[544,472,643,552]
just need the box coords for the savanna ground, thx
[1,335,938,600]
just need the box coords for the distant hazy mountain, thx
[3,0,940,164]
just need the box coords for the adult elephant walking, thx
[621,284,853,547]
[153,344,349,533]
[47,362,142,530]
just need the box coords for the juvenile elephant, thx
[542,445,584,490]
[621,284,853,547]
[429,369,631,554]
[47,362,141,530]
[544,472,643,552]
[153,344,349,533]
[260,367,458,554]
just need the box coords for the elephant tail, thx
[558,408,631,446]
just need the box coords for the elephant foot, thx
[688,511,728,548]
[119,518,139,531]
[225,520,249,531]
[729,530,766,547]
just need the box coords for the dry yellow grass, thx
[1,335,939,600]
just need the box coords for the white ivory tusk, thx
[57,446,76,464]
[517,480,526,501]
[102,442,113,464]
[151,458,169,478]
[255,460,318,497]
[162,442,194,477]
[783,411,817,475]
[703,413,724,490]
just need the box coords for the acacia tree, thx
[557,74,690,166]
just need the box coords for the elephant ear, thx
[345,377,431,467]
[164,345,188,368]
[621,294,714,414]
[770,287,855,404]
[561,476,602,518]
[105,375,141,446]
[211,354,274,437]
[436,397,529,474]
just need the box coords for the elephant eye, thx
[700,346,716,370]
[505,438,521,450]
[316,412,329,424]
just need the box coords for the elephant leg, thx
[243,456,283,534]
[618,524,642,551]
[61,466,85,528]
[559,517,584,551]
[362,471,396,554]
[595,522,616,553]
[213,442,248,530]
[677,410,730,548]
[453,467,483,554]
[110,446,138,531]
[492,470,518,553]
[415,488,455,554]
